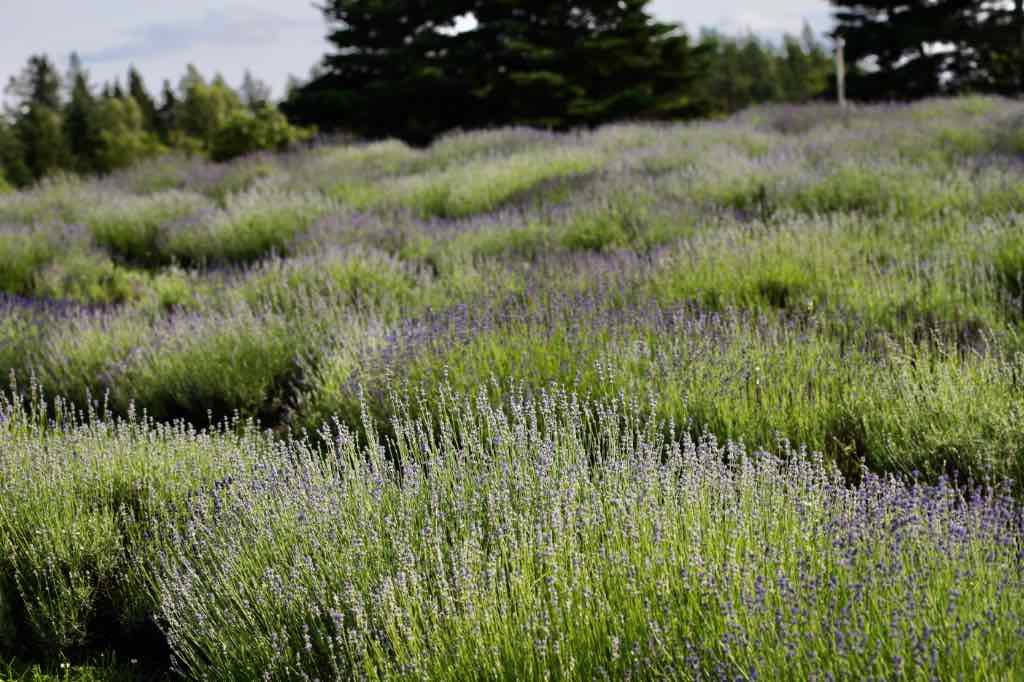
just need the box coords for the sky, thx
[0,1,832,103]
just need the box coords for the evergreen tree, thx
[13,105,68,181]
[471,0,706,128]
[240,70,273,111]
[284,0,708,142]
[829,0,978,100]
[155,79,178,141]
[0,118,31,188]
[127,66,158,132]
[5,55,62,111]
[779,24,831,101]
[692,30,750,113]
[282,1,479,144]
[963,0,1024,94]
[63,54,102,173]
[738,35,782,103]
[4,55,69,182]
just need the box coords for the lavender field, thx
[3,97,1024,679]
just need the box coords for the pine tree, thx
[14,105,68,181]
[240,70,273,111]
[0,117,31,188]
[470,0,706,128]
[4,55,69,181]
[63,53,102,173]
[284,0,708,142]
[155,79,178,141]
[5,55,62,111]
[282,0,479,144]
[127,66,158,132]
[780,24,831,102]
[964,0,1024,94]
[829,0,979,100]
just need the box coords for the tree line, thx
[831,0,1024,100]
[0,57,309,189]
[8,1,1024,190]
[282,0,835,144]
[0,0,839,189]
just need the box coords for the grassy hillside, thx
[3,97,1024,679]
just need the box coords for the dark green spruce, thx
[283,0,708,143]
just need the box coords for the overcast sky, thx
[0,1,832,102]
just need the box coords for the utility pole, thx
[836,36,847,108]
[1017,0,1024,94]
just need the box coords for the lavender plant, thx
[154,387,1024,680]
[3,97,1024,675]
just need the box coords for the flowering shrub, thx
[1,98,1024,676]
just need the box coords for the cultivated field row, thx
[3,98,1024,678]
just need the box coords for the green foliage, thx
[0,390,273,660]
[151,393,1024,680]
[173,67,242,150]
[994,231,1024,302]
[0,229,56,296]
[397,147,600,218]
[92,99,165,173]
[1,58,305,188]
[831,0,1024,100]
[209,106,310,162]
[84,191,210,267]
[0,656,142,682]
[285,0,708,142]
[63,55,102,175]
[33,252,145,306]
[692,26,832,114]
[0,121,32,189]
[13,106,69,183]
[163,190,333,266]
[105,306,313,423]
[5,98,1024,677]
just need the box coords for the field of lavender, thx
[3,97,1024,679]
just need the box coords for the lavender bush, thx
[2,97,1024,676]
[155,387,1024,680]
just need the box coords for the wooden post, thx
[836,37,847,108]
[1017,0,1024,94]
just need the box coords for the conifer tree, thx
[4,55,68,181]
[155,79,178,141]
[0,117,31,188]
[5,55,62,111]
[240,70,273,111]
[284,0,708,142]
[127,66,158,132]
[469,0,706,128]
[964,0,1024,93]
[828,0,979,100]
[63,53,102,173]
[282,1,479,144]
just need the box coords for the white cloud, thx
[82,6,301,63]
